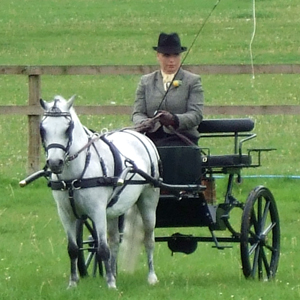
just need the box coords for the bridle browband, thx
[40,111,74,159]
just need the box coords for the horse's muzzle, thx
[47,158,64,174]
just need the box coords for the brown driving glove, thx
[158,110,179,128]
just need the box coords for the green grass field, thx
[1,0,300,299]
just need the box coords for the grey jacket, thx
[132,68,204,139]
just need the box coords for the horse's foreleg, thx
[56,203,79,289]
[93,216,116,289]
[67,234,79,288]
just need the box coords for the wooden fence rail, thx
[1,64,300,173]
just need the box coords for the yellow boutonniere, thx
[173,80,182,87]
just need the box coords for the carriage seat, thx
[198,118,254,169]
[157,119,255,183]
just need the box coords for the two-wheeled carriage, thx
[75,118,280,281]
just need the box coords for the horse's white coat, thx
[40,95,160,289]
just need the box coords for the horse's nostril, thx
[47,158,64,174]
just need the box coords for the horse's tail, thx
[119,204,144,273]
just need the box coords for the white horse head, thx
[40,95,78,174]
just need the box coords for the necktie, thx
[162,73,175,91]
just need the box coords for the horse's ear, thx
[67,95,76,109]
[40,98,48,110]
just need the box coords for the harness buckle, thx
[71,179,81,190]
[61,181,67,191]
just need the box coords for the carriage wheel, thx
[240,186,280,280]
[76,219,103,277]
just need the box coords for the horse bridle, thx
[40,111,74,159]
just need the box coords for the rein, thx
[67,134,101,162]
[130,113,196,146]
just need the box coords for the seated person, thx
[132,32,204,146]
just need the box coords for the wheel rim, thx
[240,186,280,280]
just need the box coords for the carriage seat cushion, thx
[157,146,202,184]
[198,118,254,133]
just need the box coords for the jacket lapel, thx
[154,71,165,95]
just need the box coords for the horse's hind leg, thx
[107,218,120,279]
[137,190,159,285]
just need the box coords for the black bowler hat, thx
[153,32,187,54]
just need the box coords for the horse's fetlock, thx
[98,243,110,261]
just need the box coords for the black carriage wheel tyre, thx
[240,186,280,280]
[76,219,103,277]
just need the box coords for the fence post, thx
[27,75,41,174]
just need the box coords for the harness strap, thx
[68,189,81,219]
[46,143,68,152]
[100,135,123,176]
[49,176,120,190]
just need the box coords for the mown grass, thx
[1,178,300,300]
[1,0,300,299]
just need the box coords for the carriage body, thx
[154,118,280,280]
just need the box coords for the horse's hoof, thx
[108,282,117,289]
[148,274,159,285]
[67,281,78,289]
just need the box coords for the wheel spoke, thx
[248,229,257,239]
[262,221,276,236]
[257,196,262,227]
[85,251,95,268]
[250,209,259,234]
[264,243,276,252]
[251,244,260,277]
[92,253,98,277]
[260,200,270,229]
[84,220,94,234]
[258,247,263,279]
[249,240,259,256]
[261,247,271,278]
